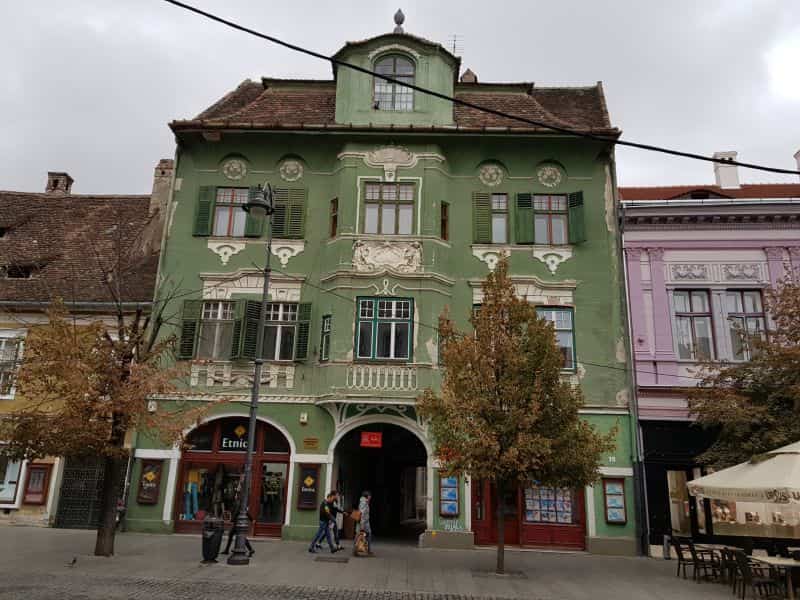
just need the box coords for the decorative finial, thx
[393,8,405,33]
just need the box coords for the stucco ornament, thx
[279,159,304,182]
[365,146,415,182]
[271,240,305,267]
[472,247,510,271]
[537,164,563,188]
[478,163,504,187]
[221,158,247,181]
[722,263,762,281]
[207,240,246,265]
[671,264,709,280]
[353,240,422,273]
[532,246,573,274]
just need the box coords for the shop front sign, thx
[360,431,382,448]
[220,423,249,451]
[297,464,319,509]
[137,460,163,505]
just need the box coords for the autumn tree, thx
[689,281,800,467]
[417,260,615,574]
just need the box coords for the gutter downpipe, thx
[619,198,650,557]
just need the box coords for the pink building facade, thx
[620,152,800,547]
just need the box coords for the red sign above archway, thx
[360,431,383,448]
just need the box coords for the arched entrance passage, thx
[333,422,428,541]
[175,416,291,537]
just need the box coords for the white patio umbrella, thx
[687,441,800,504]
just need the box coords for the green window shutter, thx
[568,191,586,244]
[514,193,534,244]
[178,299,203,359]
[294,302,312,361]
[287,189,306,239]
[229,300,246,359]
[472,192,491,243]
[272,188,289,237]
[243,187,265,237]
[240,300,263,359]
[192,186,216,236]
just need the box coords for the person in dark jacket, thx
[308,491,339,553]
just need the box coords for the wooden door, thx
[471,480,520,545]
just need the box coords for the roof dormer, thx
[332,10,460,126]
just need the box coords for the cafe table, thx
[750,555,800,600]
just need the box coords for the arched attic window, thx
[374,54,415,111]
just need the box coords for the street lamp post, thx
[227,184,274,566]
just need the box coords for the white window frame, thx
[262,302,298,362]
[0,329,25,400]
[198,301,235,360]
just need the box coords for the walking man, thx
[308,491,339,554]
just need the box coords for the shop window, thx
[673,290,714,360]
[263,423,290,454]
[374,54,414,111]
[185,424,214,451]
[0,457,21,504]
[258,462,287,524]
[319,315,331,362]
[212,187,248,237]
[219,419,251,452]
[262,303,299,362]
[602,478,627,524]
[180,463,243,522]
[523,486,576,524]
[536,307,576,371]
[363,183,415,235]
[725,290,765,360]
[0,335,22,397]
[197,301,236,360]
[23,464,52,505]
[356,297,413,361]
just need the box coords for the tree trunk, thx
[495,480,505,575]
[94,455,122,557]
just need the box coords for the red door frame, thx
[174,419,290,537]
[471,481,586,549]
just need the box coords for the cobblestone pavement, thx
[0,525,733,600]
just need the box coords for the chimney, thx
[460,68,478,83]
[794,149,800,182]
[712,151,740,189]
[45,171,74,194]
[140,158,174,255]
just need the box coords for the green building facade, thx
[126,23,636,555]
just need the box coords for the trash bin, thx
[202,516,224,563]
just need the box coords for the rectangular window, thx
[23,464,52,505]
[364,183,415,235]
[197,301,235,360]
[262,303,298,362]
[491,193,508,244]
[536,307,576,370]
[533,195,568,245]
[212,188,248,237]
[725,290,765,360]
[355,297,413,360]
[320,315,331,362]
[440,201,449,241]
[0,336,21,396]
[329,198,338,238]
[673,290,714,360]
[0,456,21,503]
[524,486,576,524]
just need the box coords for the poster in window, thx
[603,478,627,524]
[297,464,319,510]
[136,460,163,505]
[439,474,459,517]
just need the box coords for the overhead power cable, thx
[162,0,800,177]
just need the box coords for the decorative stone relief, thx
[202,272,302,301]
[764,247,785,260]
[278,159,304,182]
[670,264,709,280]
[365,146,415,182]
[207,240,246,265]
[721,263,762,281]
[271,240,305,267]
[537,165,563,188]
[478,163,504,187]
[532,246,573,274]
[221,158,247,181]
[471,246,510,271]
[353,240,421,273]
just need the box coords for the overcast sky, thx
[1,0,798,194]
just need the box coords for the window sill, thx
[471,244,574,274]
[206,238,305,267]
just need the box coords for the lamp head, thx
[243,184,274,217]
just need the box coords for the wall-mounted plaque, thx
[136,460,163,505]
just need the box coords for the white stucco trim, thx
[464,476,472,532]
[293,453,329,463]
[162,456,179,523]
[134,448,181,460]
[585,484,596,537]
[599,466,634,477]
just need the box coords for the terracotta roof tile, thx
[0,193,158,304]
[619,183,800,200]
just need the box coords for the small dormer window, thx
[374,55,414,111]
